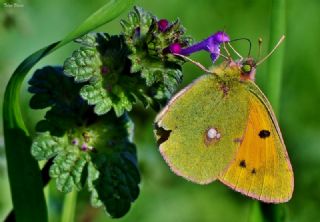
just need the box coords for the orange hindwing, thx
[218,95,294,203]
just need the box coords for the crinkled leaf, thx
[50,151,90,192]
[87,113,139,218]
[64,33,138,116]
[30,93,140,215]
[92,147,140,218]
[31,131,91,193]
[31,132,67,160]
[28,66,90,136]
[28,66,83,109]
[35,107,79,137]
[64,44,102,82]
[88,162,103,207]
[74,33,98,47]
[80,82,112,114]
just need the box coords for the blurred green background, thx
[1,0,320,221]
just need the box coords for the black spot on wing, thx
[239,160,246,168]
[154,123,172,145]
[251,168,256,174]
[259,129,270,138]
[233,138,243,143]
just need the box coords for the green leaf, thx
[82,114,140,218]
[65,33,137,117]
[31,121,92,194]
[35,107,79,137]
[50,151,90,192]
[93,150,140,218]
[31,132,66,160]
[87,162,103,207]
[30,103,140,217]
[28,66,80,109]
[29,66,89,136]
[2,0,134,221]
[64,44,101,82]
[80,82,112,114]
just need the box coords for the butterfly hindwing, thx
[218,82,294,203]
[155,74,250,184]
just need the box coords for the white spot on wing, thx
[207,128,217,139]
[205,127,221,146]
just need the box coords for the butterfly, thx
[154,32,294,203]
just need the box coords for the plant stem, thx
[248,201,264,222]
[61,190,78,222]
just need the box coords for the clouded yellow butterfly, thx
[154,35,294,203]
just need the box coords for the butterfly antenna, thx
[256,35,285,66]
[173,53,214,74]
[219,52,229,60]
[227,42,243,59]
[257,37,263,60]
[223,41,233,61]
[229,38,252,57]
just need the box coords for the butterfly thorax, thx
[212,58,257,82]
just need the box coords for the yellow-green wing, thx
[154,74,250,184]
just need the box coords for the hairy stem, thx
[61,190,78,222]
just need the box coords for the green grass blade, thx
[263,0,287,220]
[58,0,135,48]
[251,0,287,221]
[3,1,134,221]
[266,0,286,115]
[3,42,59,222]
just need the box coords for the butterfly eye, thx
[240,59,256,77]
[242,64,252,74]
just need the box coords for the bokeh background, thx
[1,0,320,221]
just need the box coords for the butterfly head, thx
[239,58,256,81]
[212,58,256,82]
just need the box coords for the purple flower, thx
[101,65,108,75]
[81,143,88,151]
[72,139,79,145]
[169,42,182,54]
[158,19,169,32]
[170,31,230,63]
[133,27,140,40]
[213,31,230,43]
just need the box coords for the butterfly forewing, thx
[155,74,250,184]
